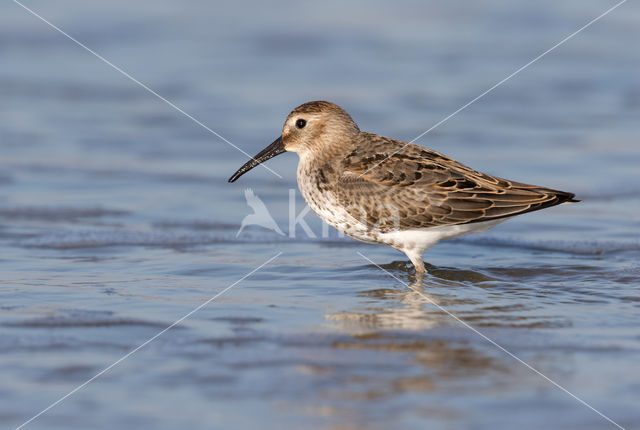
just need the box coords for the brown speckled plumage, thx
[336,132,578,232]
[229,101,579,274]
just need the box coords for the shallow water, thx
[1,0,640,429]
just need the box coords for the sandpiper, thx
[229,101,579,274]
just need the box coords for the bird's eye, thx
[296,119,307,129]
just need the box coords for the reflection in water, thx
[322,261,566,407]
[321,276,505,412]
[330,332,501,397]
[326,260,501,331]
[326,285,442,331]
[323,264,505,408]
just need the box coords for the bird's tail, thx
[557,191,581,204]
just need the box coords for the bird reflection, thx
[326,285,442,331]
[326,261,491,331]
[322,263,505,405]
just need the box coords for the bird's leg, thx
[403,249,426,276]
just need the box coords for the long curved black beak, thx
[228,136,285,183]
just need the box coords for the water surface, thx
[1,0,639,429]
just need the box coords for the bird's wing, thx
[336,133,577,231]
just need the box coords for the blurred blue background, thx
[1,1,639,429]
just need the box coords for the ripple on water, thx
[3,309,171,328]
[461,235,640,255]
[0,205,128,221]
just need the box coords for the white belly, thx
[377,218,508,253]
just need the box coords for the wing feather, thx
[335,133,577,231]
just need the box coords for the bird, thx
[228,101,579,274]
[236,188,285,237]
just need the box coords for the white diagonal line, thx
[357,252,626,430]
[15,252,282,430]
[12,0,282,179]
[360,0,628,177]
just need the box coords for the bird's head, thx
[228,101,359,182]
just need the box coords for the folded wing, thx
[336,133,578,231]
